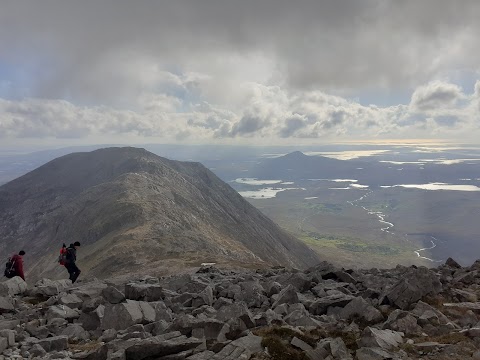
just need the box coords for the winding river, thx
[348,190,442,263]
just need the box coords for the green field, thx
[246,186,441,268]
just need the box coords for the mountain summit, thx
[0,147,319,280]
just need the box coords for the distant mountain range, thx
[0,147,319,281]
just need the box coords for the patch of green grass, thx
[300,231,402,256]
[303,203,343,214]
[336,242,401,255]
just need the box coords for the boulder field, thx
[1,258,480,359]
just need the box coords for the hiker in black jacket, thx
[65,241,81,283]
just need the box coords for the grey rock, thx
[213,297,233,310]
[323,270,357,284]
[185,351,215,359]
[102,286,126,304]
[329,337,352,360]
[71,344,108,360]
[31,279,71,297]
[276,272,312,292]
[30,343,47,358]
[102,300,156,330]
[109,350,127,360]
[150,301,174,322]
[452,288,477,302]
[358,327,403,350]
[443,301,480,310]
[356,347,399,360]
[46,304,81,321]
[0,337,7,353]
[79,305,105,331]
[215,302,255,329]
[125,282,164,301]
[274,303,288,316]
[0,296,14,312]
[0,319,19,330]
[210,335,261,359]
[102,301,142,330]
[34,335,69,352]
[146,320,170,336]
[411,300,456,329]
[82,296,105,313]
[25,320,51,339]
[72,281,108,301]
[59,293,83,308]
[0,277,27,297]
[234,282,266,308]
[265,281,282,297]
[309,293,355,315]
[445,257,462,268]
[338,297,383,324]
[124,331,202,360]
[99,328,117,342]
[454,270,478,285]
[0,329,15,347]
[383,310,420,335]
[60,324,90,341]
[192,285,214,308]
[272,284,299,308]
[384,267,442,309]
[291,336,313,351]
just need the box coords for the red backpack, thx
[58,244,68,266]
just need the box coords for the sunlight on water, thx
[381,183,480,191]
[305,150,389,160]
[234,178,282,185]
[239,187,305,199]
[308,179,358,183]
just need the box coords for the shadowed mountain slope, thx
[0,147,319,281]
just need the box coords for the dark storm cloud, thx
[1,1,480,143]
[279,115,307,138]
[411,82,464,111]
[1,0,480,102]
[229,115,269,137]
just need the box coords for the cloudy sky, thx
[1,0,479,147]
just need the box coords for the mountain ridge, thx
[0,147,320,281]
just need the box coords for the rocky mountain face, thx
[0,147,319,281]
[1,258,480,359]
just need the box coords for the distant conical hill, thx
[0,147,319,281]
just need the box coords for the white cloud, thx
[1,79,479,143]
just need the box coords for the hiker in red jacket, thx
[11,250,25,281]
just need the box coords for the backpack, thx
[58,244,68,266]
[4,257,16,278]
